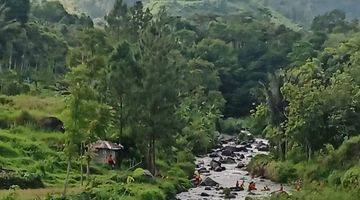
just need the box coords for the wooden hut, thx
[91,140,123,164]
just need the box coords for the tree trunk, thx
[146,137,156,175]
[120,97,123,136]
[86,159,90,181]
[151,138,155,175]
[80,143,84,186]
[63,158,71,196]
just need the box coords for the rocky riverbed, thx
[176,134,289,200]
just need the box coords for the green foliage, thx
[139,188,165,200]
[265,161,297,183]
[219,118,243,135]
[341,167,360,189]
[0,171,43,189]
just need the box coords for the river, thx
[176,136,289,200]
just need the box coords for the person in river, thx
[278,184,284,192]
[107,154,116,169]
[194,171,202,186]
[262,185,270,191]
[248,181,257,191]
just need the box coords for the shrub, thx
[176,150,195,163]
[132,168,155,183]
[0,171,44,189]
[265,161,297,183]
[159,181,177,199]
[133,168,145,177]
[140,188,165,200]
[327,170,343,186]
[173,162,195,178]
[167,166,187,178]
[341,167,360,189]
[172,177,192,193]
[247,154,271,177]
[14,111,37,126]
[219,118,243,135]
[0,142,18,158]
[334,136,360,168]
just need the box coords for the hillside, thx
[56,0,360,29]
[260,0,360,27]
[55,0,300,30]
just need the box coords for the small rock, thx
[198,167,210,174]
[205,187,211,191]
[200,192,210,197]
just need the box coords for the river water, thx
[176,138,288,200]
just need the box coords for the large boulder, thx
[214,166,226,172]
[209,152,220,158]
[38,117,65,132]
[200,177,219,187]
[257,144,269,151]
[210,159,222,170]
[236,145,248,152]
[220,157,236,164]
[223,146,238,152]
[221,149,236,157]
[236,162,245,169]
[198,167,210,174]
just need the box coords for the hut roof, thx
[92,140,123,151]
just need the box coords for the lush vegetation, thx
[0,0,359,200]
[247,8,360,200]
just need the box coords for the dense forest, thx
[0,0,359,200]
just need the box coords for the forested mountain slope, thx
[56,0,360,29]
[53,0,300,30]
[260,0,360,27]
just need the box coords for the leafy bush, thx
[327,170,343,186]
[247,154,271,177]
[14,111,37,126]
[265,161,297,183]
[0,142,18,158]
[176,150,195,163]
[140,188,165,200]
[132,168,154,183]
[132,168,145,177]
[173,162,195,177]
[159,181,177,199]
[341,167,360,189]
[167,166,187,178]
[219,118,243,135]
